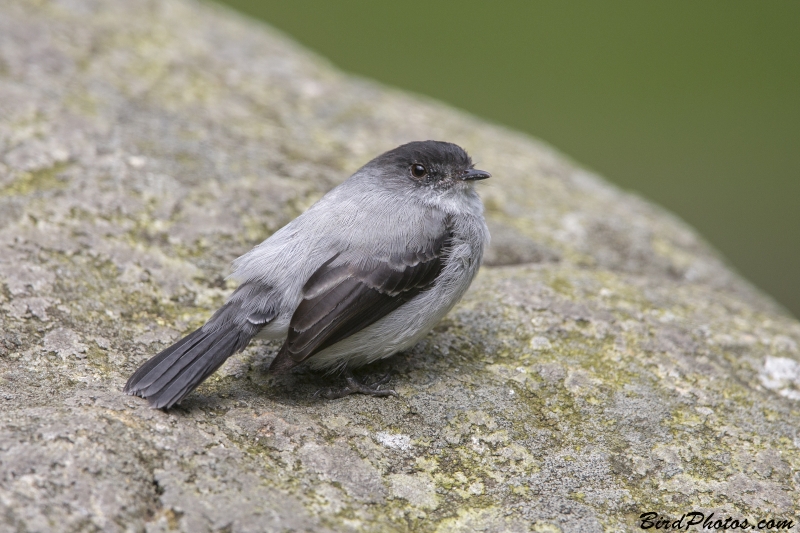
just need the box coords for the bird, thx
[124,140,491,409]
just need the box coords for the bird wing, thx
[268,229,452,372]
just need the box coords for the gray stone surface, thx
[1,1,798,531]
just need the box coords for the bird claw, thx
[367,373,392,386]
[313,372,397,400]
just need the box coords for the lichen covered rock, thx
[0,1,798,532]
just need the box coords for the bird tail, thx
[124,325,253,410]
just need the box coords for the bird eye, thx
[411,164,427,179]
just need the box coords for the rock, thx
[0,1,798,531]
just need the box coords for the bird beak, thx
[460,168,492,181]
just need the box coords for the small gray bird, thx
[124,140,491,409]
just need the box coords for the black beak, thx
[460,168,492,181]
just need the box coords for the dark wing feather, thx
[268,233,452,373]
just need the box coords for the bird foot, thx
[314,371,397,400]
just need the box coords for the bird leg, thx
[314,369,397,400]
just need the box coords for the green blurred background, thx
[214,0,800,318]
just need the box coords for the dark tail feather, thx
[124,326,253,410]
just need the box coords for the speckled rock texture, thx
[1,1,798,532]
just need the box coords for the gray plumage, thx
[124,141,491,409]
